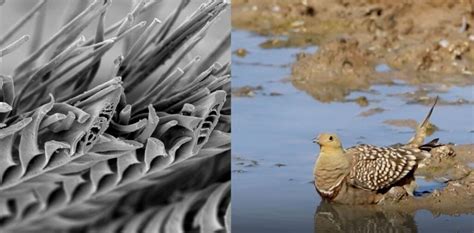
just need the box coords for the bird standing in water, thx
[313,98,439,204]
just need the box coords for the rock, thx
[232,85,263,97]
[358,107,385,117]
[355,96,369,107]
[234,48,248,57]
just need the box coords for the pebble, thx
[439,39,449,48]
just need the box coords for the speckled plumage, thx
[346,144,420,191]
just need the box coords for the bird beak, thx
[312,137,319,144]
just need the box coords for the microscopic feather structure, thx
[0,0,230,232]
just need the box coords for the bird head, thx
[313,133,342,149]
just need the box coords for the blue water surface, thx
[231,30,474,233]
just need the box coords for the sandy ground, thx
[233,0,474,102]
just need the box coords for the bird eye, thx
[329,136,333,141]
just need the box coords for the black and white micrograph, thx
[0,0,230,232]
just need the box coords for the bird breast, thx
[314,156,350,197]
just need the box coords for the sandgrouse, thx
[313,98,440,204]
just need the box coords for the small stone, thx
[232,169,247,173]
[469,35,474,41]
[291,20,305,27]
[355,96,369,107]
[439,39,449,48]
[232,85,263,97]
[234,48,248,57]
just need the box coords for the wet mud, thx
[233,0,474,102]
[392,144,474,215]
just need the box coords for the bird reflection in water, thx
[314,201,418,233]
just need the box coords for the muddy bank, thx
[233,0,474,102]
[292,38,389,102]
[385,144,474,215]
[387,174,474,215]
[389,88,474,106]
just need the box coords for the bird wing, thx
[345,144,420,191]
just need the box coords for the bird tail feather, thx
[415,138,445,160]
[419,138,441,151]
[407,96,438,147]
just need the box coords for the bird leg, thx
[403,179,417,196]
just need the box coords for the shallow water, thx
[232,30,474,233]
